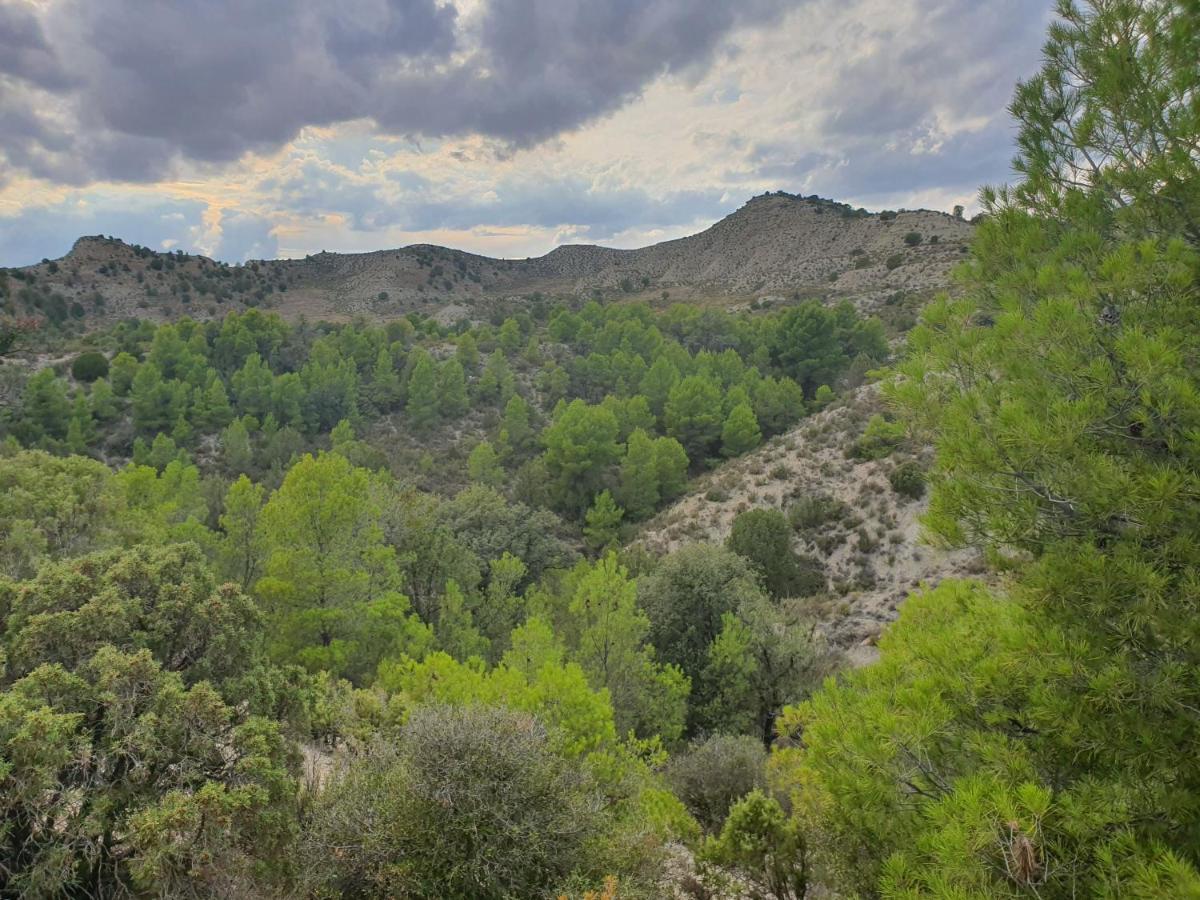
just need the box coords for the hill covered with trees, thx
[0,1,1197,897]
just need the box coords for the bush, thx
[71,351,110,382]
[852,414,906,460]
[698,790,807,900]
[903,231,923,246]
[787,493,847,531]
[727,508,825,599]
[302,705,606,899]
[885,253,905,270]
[665,734,769,831]
[889,460,926,499]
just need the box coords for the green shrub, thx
[903,231,922,246]
[788,493,847,531]
[852,414,906,460]
[302,705,606,898]
[698,790,807,900]
[885,253,905,270]
[665,734,769,832]
[728,508,825,598]
[71,351,109,382]
[889,460,926,499]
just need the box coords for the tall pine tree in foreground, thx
[778,2,1200,895]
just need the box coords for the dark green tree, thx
[405,350,439,430]
[720,402,762,457]
[665,374,723,462]
[727,508,824,599]
[617,428,661,520]
[439,358,469,418]
[771,301,847,395]
[541,400,622,514]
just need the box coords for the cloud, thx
[251,152,730,241]
[722,0,1051,205]
[398,178,730,239]
[0,1,71,89]
[0,0,789,184]
[0,0,1059,267]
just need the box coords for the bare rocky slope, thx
[5,192,972,327]
[633,383,983,666]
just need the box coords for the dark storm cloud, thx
[0,1,71,89]
[0,0,789,184]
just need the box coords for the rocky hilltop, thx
[6,193,973,326]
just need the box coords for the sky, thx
[0,0,1054,267]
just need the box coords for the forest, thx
[0,1,1198,897]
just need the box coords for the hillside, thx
[2,193,972,330]
[633,383,983,665]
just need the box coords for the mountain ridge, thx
[10,192,974,327]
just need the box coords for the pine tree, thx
[219,474,265,589]
[564,553,688,741]
[617,428,660,520]
[456,333,480,371]
[436,580,490,661]
[583,491,624,552]
[66,392,96,454]
[498,317,522,356]
[170,411,194,447]
[752,376,806,437]
[476,350,515,407]
[721,402,762,457]
[498,394,533,456]
[771,301,848,394]
[467,440,503,487]
[89,377,118,423]
[255,452,429,682]
[665,374,723,462]
[439,359,469,418]
[221,418,254,475]
[108,351,139,396]
[146,432,183,471]
[330,418,355,450]
[653,436,689,501]
[19,369,71,444]
[784,5,1200,893]
[270,372,305,427]
[542,400,622,513]
[406,351,439,429]
[195,373,234,431]
[367,346,402,412]
[640,356,680,417]
[130,362,171,434]
[230,353,274,420]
